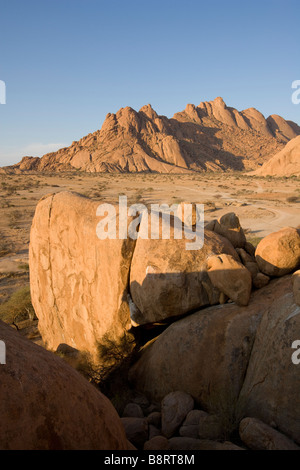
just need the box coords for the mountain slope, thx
[255,135,300,177]
[4,97,300,173]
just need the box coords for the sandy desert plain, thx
[0,170,299,343]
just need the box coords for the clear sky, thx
[0,0,299,166]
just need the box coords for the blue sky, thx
[0,0,299,166]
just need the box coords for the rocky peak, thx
[139,104,158,121]
[4,97,300,174]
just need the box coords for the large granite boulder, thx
[129,227,239,325]
[236,276,300,444]
[0,320,129,450]
[129,276,298,437]
[29,191,136,359]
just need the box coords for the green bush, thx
[0,286,36,325]
[246,235,263,248]
[18,263,29,271]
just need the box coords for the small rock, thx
[205,220,216,232]
[131,392,150,411]
[147,412,161,428]
[122,403,144,419]
[214,212,246,248]
[179,410,209,439]
[145,403,161,415]
[198,414,225,440]
[207,254,252,306]
[169,437,244,450]
[236,248,254,264]
[244,241,256,258]
[179,424,199,439]
[149,425,161,440]
[121,417,148,448]
[161,391,194,438]
[245,261,259,279]
[144,436,169,450]
[239,417,300,450]
[184,409,209,425]
[253,272,270,289]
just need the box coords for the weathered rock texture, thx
[31,192,251,351]
[237,277,300,445]
[214,212,246,248]
[0,320,129,450]
[161,391,194,438]
[239,418,300,450]
[129,276,298,440]
[255,227,300,277]
[130,228,240,324]
[179,410,209,438]
[5,98,300,174]
[29,191,136,359]
[129,281,272,419]
[206,254,252,306]
[120,417,148,448]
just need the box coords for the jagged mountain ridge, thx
[5,97,300,173]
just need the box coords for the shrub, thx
[75,332,137,413]
[246,235,263,248]
[18,263,29,271]
[0,286,36,325]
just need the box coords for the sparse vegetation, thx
[75,332,137,413]
[0,286,36,325]
[246,235,263,248]
[18,263,29,271]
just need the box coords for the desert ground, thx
[0,171,299,311]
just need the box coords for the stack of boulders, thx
[120,390,299,450]
[21,192,300,449]
[29,192,299,355]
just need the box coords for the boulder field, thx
[29,191,253,354]
[129,275,300,445]
[25,191,300,448]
